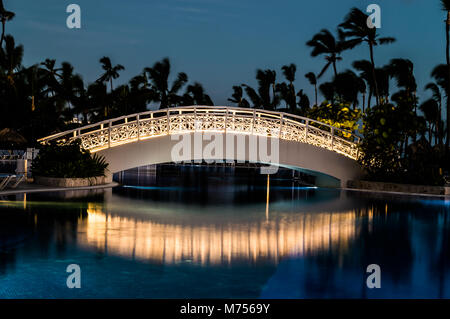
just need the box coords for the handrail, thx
[37,106,361,160]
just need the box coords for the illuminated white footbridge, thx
[38,106,363,187]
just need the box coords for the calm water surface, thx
[0,167,450,298]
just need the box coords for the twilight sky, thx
[5,0,446,107]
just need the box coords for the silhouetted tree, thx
[340,7,396,106]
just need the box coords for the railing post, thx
[194,107,197,132]
[108,120,112,148]
[225,108,228,133]
[279,114,284,138]
[331,127,335,150]
[166,108,170,134]
[137,114,140,141]
[232,111,235,131]
[252,109,256,135]
[305,120,309,143]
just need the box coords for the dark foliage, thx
[32,140,108,178]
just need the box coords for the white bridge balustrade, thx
[38,106,360,160]
[38,106,363,188]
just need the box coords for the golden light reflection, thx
[77,203,359,266]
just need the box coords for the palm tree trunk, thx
[314,84,318,106]
[332,61,338,78]
[362,93,366,113]
[0,20,5,48]
[369,43,380,106]
[429,125,433,145]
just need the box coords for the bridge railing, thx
[38,106,361,160]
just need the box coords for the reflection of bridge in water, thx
[39,106,362,187]
[77,203,370,266]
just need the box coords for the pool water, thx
[0,167,450,298]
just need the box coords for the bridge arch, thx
[38,106,363,188]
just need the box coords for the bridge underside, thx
[98,132,362,188]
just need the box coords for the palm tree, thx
[305,72,318,106]
[387,59,417,101]
[425,82,443,145]
[97,56,124,93]
[306,29,345,78]
[96,56,124,117]
[59,62,81,116]
[353,60,374,109]
[375,66,391,104]
[333,70,366,109]
[276,64,297,112]
[129,72,154,112]
[0,0,15,47]
[260,69,278,109]
[420,99,440,144]
[0,35,23,87]
[340,7,396,106]
[40,59,62,97]
[297,89,310,115]
[441,0,450,150]
[319,81,336,105]
[242,84,263,108]
[431,64,450,146]
[181,83,214,106]
[242,69,279,110]
[144,58,188,109]
[71,76,89,123]
[228,85,250,107]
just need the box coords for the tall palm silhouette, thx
[97,56,124,93]
[420,98,440,144]
[40,59,62,97]
[305,72,318,106]
[59,62,81,116]
[276,64,297,112]
[242,69,279,110]
[333,70,366,109]
[353,60,374,109]
[387,59,417,99]
[296,89,310,115]
[144,58,188,109]
[228,86,250,107]
[97,56,124,116]
[339,7,396,106]
[0,0,15,47]
[431,64,449,146]
[0,35,23,87]
[181,83,214,106]
[306,29,345,78]
[441,0,450,150]
[425,82,443,145]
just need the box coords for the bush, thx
[308,102,361,138]
[32,140,108,178]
